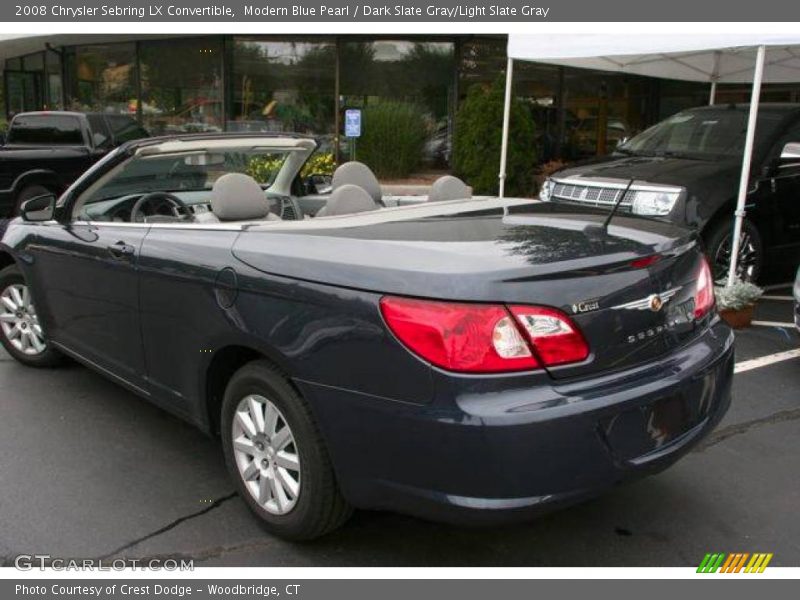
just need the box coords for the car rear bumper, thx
[297,319,734,524]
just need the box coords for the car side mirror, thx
[20,193,56,222]
[778,142,800,170]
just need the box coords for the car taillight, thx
[380,297,589,373]
[508,306,590,366]
[694,258,715,319]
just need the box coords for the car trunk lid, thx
[233,200,707,378]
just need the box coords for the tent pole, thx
[499,57,514,198]
[708,50,721,106]
[727,45,766,286]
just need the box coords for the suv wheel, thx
[221,360,352,540]
[0,265,63,367]
[704,218,763,283]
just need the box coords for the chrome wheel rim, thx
[713,231,759,283]
[232,394,301,515]
[0,283,46,356]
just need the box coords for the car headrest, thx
[428,175,472,202]
[211,173,271,221]
[332,161,382,204]
[316,184,380,217]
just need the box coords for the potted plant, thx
[715,279,763,329]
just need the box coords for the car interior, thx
[72,137,475,226]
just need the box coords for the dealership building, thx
[2,33,800,166]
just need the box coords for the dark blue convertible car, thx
[0,134,734,540]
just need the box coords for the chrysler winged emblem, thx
[612,287,681,312]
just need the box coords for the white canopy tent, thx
[499,34,800,285]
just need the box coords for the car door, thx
[759,119,800,252]
[25,218,149,391]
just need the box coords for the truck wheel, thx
[704,218,763,283]
[0,265,63,367]
[13,184,53,216]
[221,360,352,541]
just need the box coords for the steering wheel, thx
[131,192,194,223]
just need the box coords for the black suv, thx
[541,103,800,281]
[0,111,149,217]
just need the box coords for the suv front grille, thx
[552,182,634,211]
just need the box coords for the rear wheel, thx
[0,265,63,367]
[704,218,763,283]
[221,360,352,540]
[13,184,53,217]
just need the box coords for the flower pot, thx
[719,304,755,329]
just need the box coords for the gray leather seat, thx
[428,175,472,202]
[197,173,280,223]
[316,184,380,217]
[331,162,383,205]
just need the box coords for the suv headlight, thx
[630,190,680,216]
[539,178,554,202]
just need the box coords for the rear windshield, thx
[619,108,784,160]
[7,115,84,145]
[106,115,150,143]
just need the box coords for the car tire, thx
[0,264,63,367]
[13,184,53,217]
[221,360,352,541]
[704,217,763,283]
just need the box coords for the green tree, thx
[453,78,536,197]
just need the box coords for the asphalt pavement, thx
[1,290,798,567]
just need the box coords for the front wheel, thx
[221,360,352,540]
[0,265,63,367]
[704,218,763,283]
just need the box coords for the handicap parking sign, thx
[344,109,361,138]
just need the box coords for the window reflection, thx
[69,43,136,114]
[139,38,223,135]
[232,38,335,136]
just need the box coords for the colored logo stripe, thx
[697,553,773,573]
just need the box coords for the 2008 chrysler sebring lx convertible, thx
[0,134,734,540]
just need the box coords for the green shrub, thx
[715,280,763,311]
[453,78,536,197]
[356,101,428,179]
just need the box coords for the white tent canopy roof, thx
[508,34,800,83]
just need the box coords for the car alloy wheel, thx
[712,229,759,283]
[0,283,47,356]
[231,394,301,515]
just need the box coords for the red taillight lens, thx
[694,258,715,319]
[508,306,590,366]
[379,297,539,373]
[380,297,590,373]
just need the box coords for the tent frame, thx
[499,44,769,286]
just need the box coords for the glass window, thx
[340,40,456,169]
[86,113,112,148]
[77,146,297,221]
[231,38,335,136]
[619,108,785,160]
[7,114,83,145]
[69,43,137,114]
[45,49,63,110]
[106,114,150,143]
[139,37,223,135]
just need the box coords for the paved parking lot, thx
[1,287,798,567]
